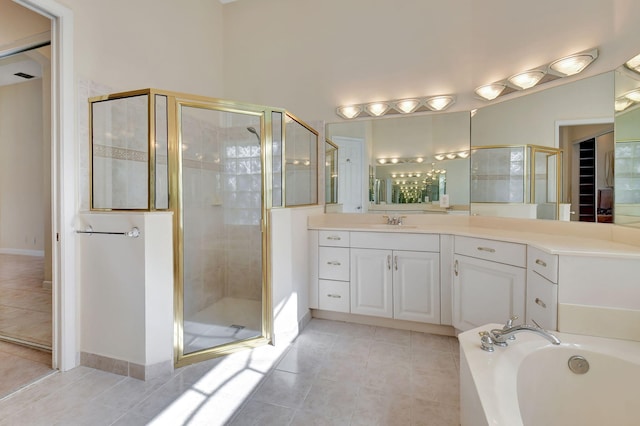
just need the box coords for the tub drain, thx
[568,355,589,374]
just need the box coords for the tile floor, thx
[0,254,52,348]
[0,318,460,425]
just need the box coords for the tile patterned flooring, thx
[0,254,52,347]
[0,254,53,399]
[0,318,460,425]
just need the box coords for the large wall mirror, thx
[325,57,640,228]
[326,111,471,214]
[614,62,640,228]
[470,71,614,221]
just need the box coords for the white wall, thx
[0,79,45,254]
[270,205,324,343]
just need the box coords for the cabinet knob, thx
[535,298,547,308]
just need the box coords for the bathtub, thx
[459,324,640,426]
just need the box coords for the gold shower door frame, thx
[170,94,276,368]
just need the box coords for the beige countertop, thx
[308,214,640,259]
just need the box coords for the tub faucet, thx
[490,323,561,346]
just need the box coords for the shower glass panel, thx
[155,95,169,209]
[179,105,263,355]
[91,94,149,209]
[272,112,283,207]
[284,114,318,206]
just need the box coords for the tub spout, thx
[490,324,561,346]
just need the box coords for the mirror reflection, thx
[325,139,338,204]
[614,61,640,228]
[326,111,470,214]
[471,72,613,221]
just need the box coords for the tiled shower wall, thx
[471,147,525,203]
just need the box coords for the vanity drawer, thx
[350,232,439,252]
[319,230,350,247]
[319,280,350,312]
[526,269,558,330]
[318,247,350,281]
[527,246,558,283]
[454,236,526,267]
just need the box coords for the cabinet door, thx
[350,248,393,318]
[452,254,525,331]
[393,251,441,324]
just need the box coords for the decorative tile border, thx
[93,144,148,162]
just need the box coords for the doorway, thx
[559,123,614,222]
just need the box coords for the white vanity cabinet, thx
[350,232,440,323]
[312,230,352,313]
[452,236,526,331]
[526,246,558,330]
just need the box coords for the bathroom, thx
[2,0,640,424]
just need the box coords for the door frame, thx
[14,0,77,371]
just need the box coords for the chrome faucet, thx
[382,215,406,225]
[490,322,561,346]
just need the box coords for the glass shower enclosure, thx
[90,89,318,367]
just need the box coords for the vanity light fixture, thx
[390,158,399,164]
[508,70,546,90]
[476,48,598,102]
[336,105,362,119]
[549,51,598,76]
[416,157,424,163]
[337,95,456,119]
[445,153,457,160]
[394,98,422,114]
[433,154,445,161]
[425,95,455,111]
[475,84,506,101]
[458,151,470,158]
[365,102,391,117]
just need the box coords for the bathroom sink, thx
[366,224,418,229]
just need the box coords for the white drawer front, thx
[350,232,439,252]
[526,269,558,330]
[319,230,350,247]
[319,280,350,312]
[319,247,350,281]
[454,236,526,267]
[527,246,558,283]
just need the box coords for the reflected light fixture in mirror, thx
[508,70,546,90]
[624,89,640,102]
[625,53,640,72]
[615,97,633,112]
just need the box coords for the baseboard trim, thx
[0,248,45,257]
[311,309,456,337]
[80,352,173,381]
